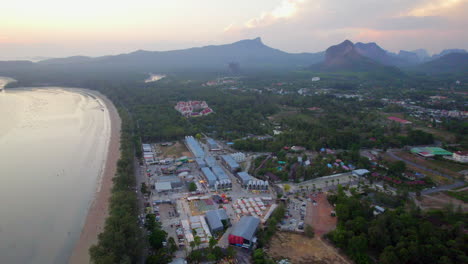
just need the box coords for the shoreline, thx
[68,90,121,264]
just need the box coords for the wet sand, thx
[68,90,121,264]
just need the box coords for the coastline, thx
[68,90,121,264]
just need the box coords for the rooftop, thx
[230,216,260,241]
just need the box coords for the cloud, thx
[222,0,467,53]
[244,0,307,29]
[408,0,465,16]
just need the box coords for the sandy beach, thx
[68,90,121,264]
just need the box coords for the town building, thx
[205,209,230,234]
[228,216,261,249]
[236,172,253,186]
[206,138,221,151]
[453,151,468,163]
[387,116,412,125]
[201,167,217,187]
[220,155,241,173]
[231,152,246,163]
[185,136,205,158]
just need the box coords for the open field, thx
[306,193,337,236]
[158,141,192,158]
[395,152,465,178]
[418,192,468,212]
[267,232,350,264]
[383,152,453,185]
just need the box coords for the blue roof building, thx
[201,167,217,187]
[185,136,205,158]
[221,154,241,172]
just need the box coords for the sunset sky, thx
[1,0,467,59]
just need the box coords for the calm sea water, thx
[0,80,111,263]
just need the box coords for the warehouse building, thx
[206,138,221,151]
[228,216,260,249]
[211,166,232,189]
[196,158,207,168]
[205,209,230,234]
[231,152,246,163]
[221,155,241,173]
[185,136,205,158]
[204,156,217,168]
[201,167,218,187]
[237,172,253,186]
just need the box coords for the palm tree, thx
[325,180,328,187]
[312,184,316,192]
[331,179,335,186]
[337,179,340,186]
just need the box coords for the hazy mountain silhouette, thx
[417,53,468,73]
[37,38,324,71]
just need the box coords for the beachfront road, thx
[134,157,148,264]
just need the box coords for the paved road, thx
[387,150,464,194]
[134,157,148,264]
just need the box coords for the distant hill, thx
[354,42,405,66]
[416,53,468,73]
[35,38,324,72]
[431,49,467,60]
[310,40,401,75]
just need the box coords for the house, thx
[228,216,260,249]
[205,209,230,234]
[352,169,370,177]
[265,172,281,183]
[453,151,468,163]
[387,116,412,125]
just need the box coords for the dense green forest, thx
[89,109,143,263]
[327,186,468,264]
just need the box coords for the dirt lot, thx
[306,193,337,236]
[267,232,350,264]
[418,192,468,212]
[158,141,192,158]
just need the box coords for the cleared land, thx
[395,152,464,178]
[306,192,337,236]
[267,232,350,264]
[383,152,453,185]
[418,192,468,212]
[158,141,192,158]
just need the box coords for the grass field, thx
[267,232,350,264]
[158,141,192,158]
[445,190,468,203]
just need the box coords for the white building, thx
[453,151,468,163]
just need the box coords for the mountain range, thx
[0,37,466,76]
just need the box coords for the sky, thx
[1,0,467,60]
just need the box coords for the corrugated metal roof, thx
[237,172,252,184]
[212,166,230,181]
[185,136,205,158]
[205,209,228,232]
[231,216,260,241]
[221,155,240,169]
[201,167,217,186]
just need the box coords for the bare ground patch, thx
[267,232,350,264]
[158,141,192,159]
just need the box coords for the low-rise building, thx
[206,138,221,151]
[228,216,260,249]
[237,172,253,186]
[221,155,241,173]
[453,151,468,163]
[201,167,217,187]
[205,209,230,234]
